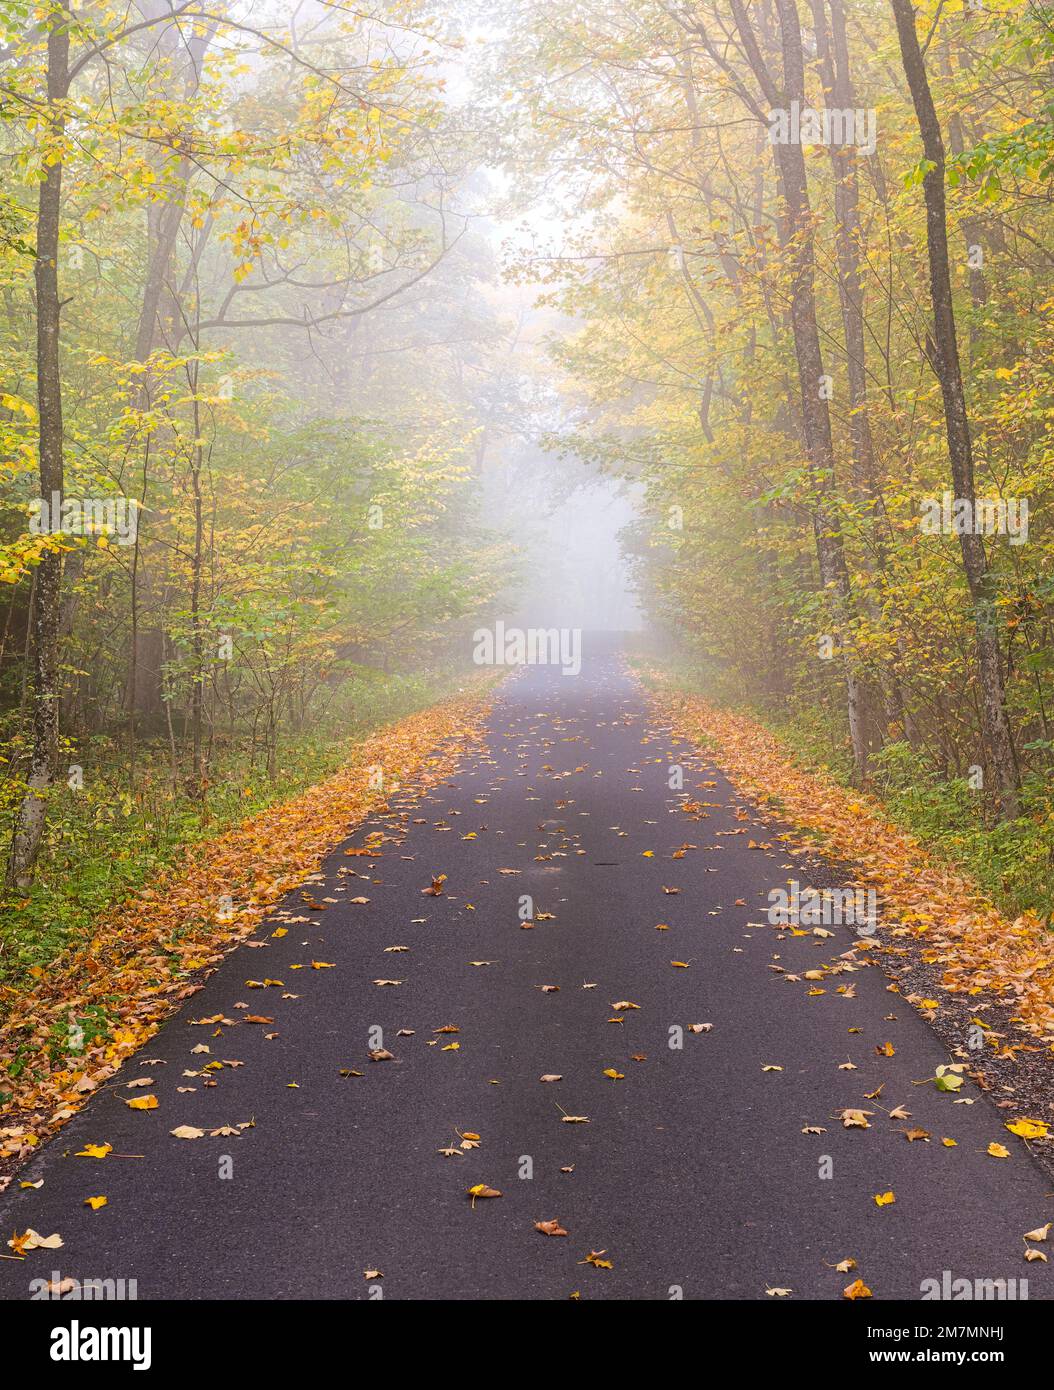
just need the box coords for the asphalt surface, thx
[2,638,1052,1301]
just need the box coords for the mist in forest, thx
[1,0,1051,908]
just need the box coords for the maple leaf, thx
[535,1219,569,1237]
[75,1143,112,1159]
[125,1095,158,1111]
[1005,1118,1048,1140]
[844,1278,873,1300]
[839,1109,873,1128]
[8,1229,63,1252]
[579,1250,613,1269]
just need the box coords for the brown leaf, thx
[535,1219,569,1237]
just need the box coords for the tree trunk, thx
[890,0,1019,819]
[731,0,870,780]
[185,358,207,799]
[9,4,70,887]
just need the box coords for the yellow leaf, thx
[125,1095,158,1110]
[1005,1119,1048,1141]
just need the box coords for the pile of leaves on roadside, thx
[0,691,490,1173]
[649,681,1054,1048]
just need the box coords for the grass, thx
[0,667,475,1001]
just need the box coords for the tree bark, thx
[731,0,870,780]
[890,0,1019,819]
[9,3,70,887]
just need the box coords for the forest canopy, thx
[0,0,1052,940]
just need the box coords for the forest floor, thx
[1,636,1051,1299]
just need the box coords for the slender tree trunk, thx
[9,4,70,887]
[813,0,899,746]
[189,382,205,798]
[813,0,878,493]
[891,0,1019,819]
[731,0,869,780]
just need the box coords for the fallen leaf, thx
[8,1229,63,1252]
[1005,1119,1048,1141]
[75,1144,112,1159]
[535,1219,569,1237]
[579,1250,613,1269]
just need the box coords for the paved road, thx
[2,640,1051,1300]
